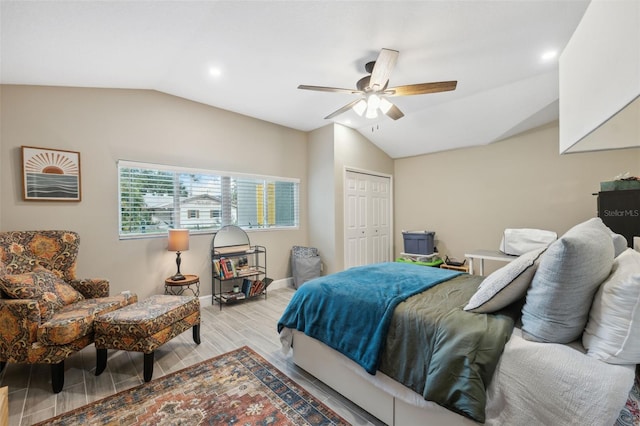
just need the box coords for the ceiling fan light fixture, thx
[367,94,381,110]
[353,99,367,116]
[379,97,393,114]
[298,48,457,122]
[365,94,381,118]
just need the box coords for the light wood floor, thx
[1,287,385,426]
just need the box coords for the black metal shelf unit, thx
[210,225,268,310]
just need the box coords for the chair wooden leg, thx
[51,361,64,393]
[95,348,107,376]
[193,324,201,345]
[143,352,154,382]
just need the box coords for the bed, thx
[278,218,640,425]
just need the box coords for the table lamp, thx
[168,229,189,281]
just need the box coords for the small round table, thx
[165,274,200,297]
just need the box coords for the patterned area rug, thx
[616,365,640,426]
[35,346,349,425]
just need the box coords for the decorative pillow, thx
[0,272,43,299]
[0,271,64,321]
[583,248,640,364]
[521,218,615,343]
[0,269,84,321]
[34,267,84,305]
[464,247,545,313]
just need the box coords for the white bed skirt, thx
[284,328,635,426]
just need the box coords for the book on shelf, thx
[249,279,264,296]
[249,277,272,296]
[213,259,221,277]
[237,267,258,277]
[220,258,235,279]
[220,291,246,302]
[241,278,253,297]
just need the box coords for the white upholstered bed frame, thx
[288,328,635,426]
[291,330,476,425]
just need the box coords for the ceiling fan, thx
[298,48,457,121]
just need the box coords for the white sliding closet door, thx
[344,170,392,269]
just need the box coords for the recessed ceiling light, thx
[209,67,222,77]
[541,50,558,61]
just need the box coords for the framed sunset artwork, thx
[21,146,81,201]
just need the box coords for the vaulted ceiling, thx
[0,1,590,158]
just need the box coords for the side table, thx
[464,250,518,275]
[165,274,200,297]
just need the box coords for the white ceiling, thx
[0,0,590,158]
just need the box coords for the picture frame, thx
[21,146,81,201]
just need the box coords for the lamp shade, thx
[168,229,189,252]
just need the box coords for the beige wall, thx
[333,124,394,272]
[394,121,640,274]
[0,85,308,300]
[4,85,637,291]
[305,124,395,275]
[307,125,336,273]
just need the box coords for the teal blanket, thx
[277,262,461,374]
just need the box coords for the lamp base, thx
[172,251,186,281]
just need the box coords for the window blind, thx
[118,161,299,238]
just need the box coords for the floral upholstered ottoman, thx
[94,295,201,381]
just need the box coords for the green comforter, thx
[378,274,518,423]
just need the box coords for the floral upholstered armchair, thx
[0,230,137,392]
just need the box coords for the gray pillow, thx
[521,218,615,343]
[612,232,628,258]
[464,247,545,313]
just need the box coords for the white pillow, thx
[464,248,545,313]
[583,248,640,364]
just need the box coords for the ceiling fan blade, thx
[384,103,404,120]
[385,81,457,97]
[298,85,362,95]
[324,99,364,120]
[369,48,399,91]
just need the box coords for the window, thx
[118,160,299,238]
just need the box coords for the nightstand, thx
[165,274,200,297]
